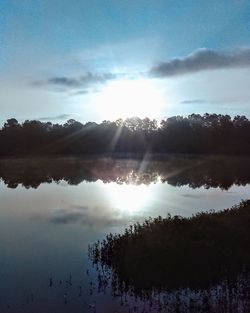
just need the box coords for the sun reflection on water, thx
[102,181,153,213]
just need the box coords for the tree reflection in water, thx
[1,155,250,190]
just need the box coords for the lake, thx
[0,155,250,312]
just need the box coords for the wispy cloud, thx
[40,205,132,228]
[32,72,119,92]
[180,99,205,104]
[38,114,71,121]
[150,48,250,77]
[49,206,88,225]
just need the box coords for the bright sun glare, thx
[94,79,165,121]
[103,182,152,213]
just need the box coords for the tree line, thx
[1,114,250,156]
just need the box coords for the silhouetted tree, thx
[0,114,250,156]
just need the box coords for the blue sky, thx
[0,0,250,123]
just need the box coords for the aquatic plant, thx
[89,200,250,291]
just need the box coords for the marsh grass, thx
[89,200,250,291]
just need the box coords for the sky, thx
[0,0,250,124]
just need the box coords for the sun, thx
[93,79,165,121]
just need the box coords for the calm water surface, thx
[0,156,250,312]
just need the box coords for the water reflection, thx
[0,156,250,312]
[1,155,250,189]
[89,266,250,312]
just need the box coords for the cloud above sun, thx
[150,48,250,77]
[32,72,119,93]
[25,46,250,122]
[1,0,250,123]
[32,48,250,96]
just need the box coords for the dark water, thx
[0,155,250,312]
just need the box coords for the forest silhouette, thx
[1,113,250,156]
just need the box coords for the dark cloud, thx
[72,90,90,96]
[32,72,118,90]
[50,211,84,224]
[180,99,205,104]
[48,77,80,87]
[38,114,71,121]
[181,193,205,199]
[150,48,250,77]
[70,89,101,96]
